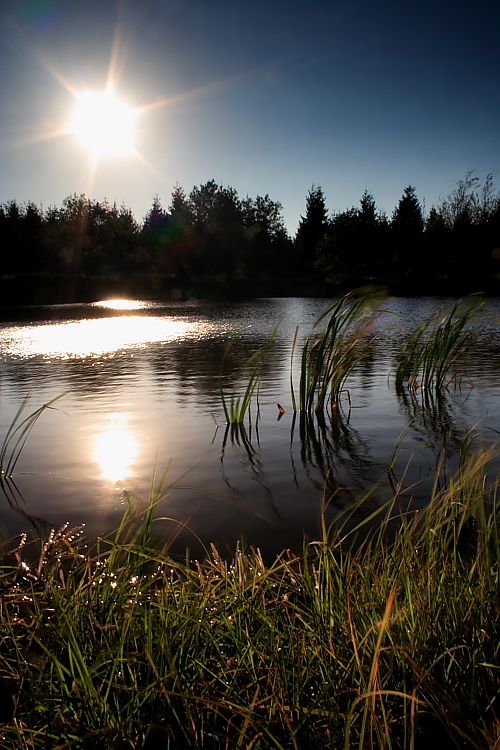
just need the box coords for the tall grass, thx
[0,450,498,749]
[395,298,481,393]
[292,291,377,415]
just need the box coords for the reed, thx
[0,449,497,749]
[220,368,260,425]
[395,298,481,392]
[220,324,278,425]
[0,394,65,478]
[293,291,377,415]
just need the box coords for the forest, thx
[1,172,499,303]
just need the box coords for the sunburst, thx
[69,86,138,162]
[6,16,249,192]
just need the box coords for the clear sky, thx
[1,0,499,233]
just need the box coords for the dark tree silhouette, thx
[315,207,358,287]
[143,195,170,231]
[102,203,140,274]
[188,180,245,278]
[295,185,328,275]
[0,201,46,273]
[53,194,92,275]
[242,193,291,278]
[437,173,499,290]
[0,173,498,303]
[189,180,220,228]
[169,184,193,227]
[140,195,172,273]
[392,186,424,237]
[316,190,389,287]
[390,185,425,288]
[423,206,451,287]
[157,184,195,278]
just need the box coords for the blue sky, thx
[0,0,499,233]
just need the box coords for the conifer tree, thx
[295,185,328,274]
[391,186,424,287]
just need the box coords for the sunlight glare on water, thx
[2,316,210,358]
[92,413,139,481]
[91,299,150,311]
[0,297,498,557]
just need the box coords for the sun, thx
[69,86,138,161]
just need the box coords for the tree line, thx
[1,173,499,303]
[308,174,500,294]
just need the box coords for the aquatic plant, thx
[395,298,482,392]
[220,366,260,425]
[292,291,378,415]
[0,394,64,478]
[0,449,497,749]
[220,324,278,425]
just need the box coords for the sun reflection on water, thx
[2,316,199,358]
[92,413,139,481]
[92,299,149,311]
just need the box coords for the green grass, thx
[0,450,498,749]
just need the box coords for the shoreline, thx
[1,271,499,307]
[1,455,498,748]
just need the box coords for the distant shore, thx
[1,272,499,307]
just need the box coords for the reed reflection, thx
[0,476,50,537]
[92,413,139,481]
[218,422,281,519]
[391,386,485,499]
[396,388,465,453]
[292,410,380,506]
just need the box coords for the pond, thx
[1,296,499,558]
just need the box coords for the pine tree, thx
[143,195,169,231]
[169,184,193,225]
[390,186,424,288]
[295,185,328,274]
[392,186,424,237]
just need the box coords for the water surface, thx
[1,297,499,557]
